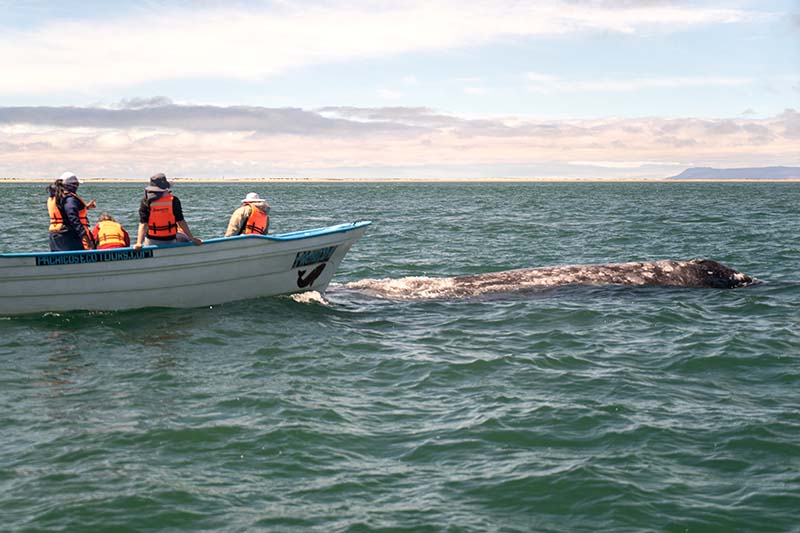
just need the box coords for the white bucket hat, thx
[241,192,269,207]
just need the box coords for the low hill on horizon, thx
[667,166,800,180]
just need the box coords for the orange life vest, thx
[243,205,268,235]
[47,196,65,231]
[49,192,90,237]
[147,193,177,238]
[96,220,127,249]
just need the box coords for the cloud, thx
[0,103,420,135]
[782,109,800,138]
[0,1,756,95]
[527,73,753,93]
[0,102,796,179]
[377,89,404,100]
[116,96,176,110]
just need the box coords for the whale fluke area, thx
[342,259,756,300]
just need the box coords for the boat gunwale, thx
[0,220,372,258]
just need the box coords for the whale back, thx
[341,259,756,300]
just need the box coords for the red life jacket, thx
[147,193,177,238]
[95,220,127,249]
[243,205,268,235]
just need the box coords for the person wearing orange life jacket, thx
[224,192,271,237]
[91,214,130,249]
[133,173,202,250]
[47,172,97,251]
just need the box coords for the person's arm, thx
[177,220,202,245]
[133,223,146,250]
[172,196,201,244]
[133,200,149,250]
[224,206,249,237]
[122,228,131,247]
[91,224,100,244]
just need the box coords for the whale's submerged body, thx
[342,259,756,300]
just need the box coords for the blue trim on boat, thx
[0,221,372,258]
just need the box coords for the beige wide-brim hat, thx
[241,192,269,207]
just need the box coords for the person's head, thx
[98,213,116,222]
[60,171,80,192]
[47,177,64,196]
[148,173,171,191]
[241,192,269,210]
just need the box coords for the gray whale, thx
[342,259,755,300]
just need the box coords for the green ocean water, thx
[1,181,799,532]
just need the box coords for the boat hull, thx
[0,221,370,315]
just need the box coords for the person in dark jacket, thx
[47,172,96,251]
[133,173,202,250]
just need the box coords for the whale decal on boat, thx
[297,263,326,288]
[340,259,756,300]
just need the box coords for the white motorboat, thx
[0,221,371,315]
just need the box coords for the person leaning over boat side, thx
[224,192,271,237]
[133,173,202,250]
[47,172,97,251]
[91,213,130,249]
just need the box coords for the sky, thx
[0,0,798,180]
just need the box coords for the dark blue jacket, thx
[61,194,89,240]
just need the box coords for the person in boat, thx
[133,173,202,250]
[224,192,271,237]
[47,172,97,251]
[91,214,130,249]
[175,227,191,242]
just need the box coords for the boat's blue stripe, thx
[0,221,372,258]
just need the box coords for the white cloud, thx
[0,103,796,179]
[0,1,755,95]
[527,73,754,93]
[377,89,403,100]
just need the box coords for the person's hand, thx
[192,237,203,245]
[86,199,97,209]
[133,243,142,251]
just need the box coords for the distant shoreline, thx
[2,178,800,184]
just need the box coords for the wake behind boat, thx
[0,221,371,315]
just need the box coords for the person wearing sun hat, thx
[133,173,202,250]
[46,171,97,251]
[224,192,271,237]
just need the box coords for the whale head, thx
[679,259,756,288]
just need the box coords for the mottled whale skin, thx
[343,259,755,300]
[455,259,754,291]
